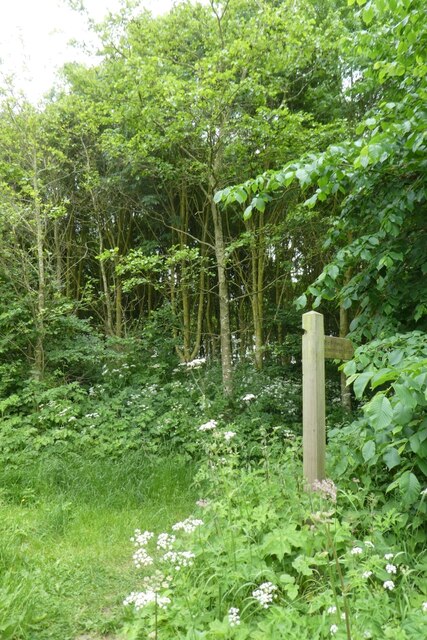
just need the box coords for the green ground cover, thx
[0,453,196,639]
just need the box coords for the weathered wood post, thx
[302,311,326,486]
[302,311,354,488]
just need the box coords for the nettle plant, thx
[122,420,427,640]
[330,332,427,515]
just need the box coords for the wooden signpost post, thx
[302,311,354,487]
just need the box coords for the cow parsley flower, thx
[242,393,256,401]
[327,605,337,614]
[228,607,240,626]
[362,570,373,579]
[386,564,397,574]
[198,420,217,431]
[252,582,277,608]
[123,590,171,610]
[330,624,339,635]
[132,547,154,568]
[223,431,236,442]
[161,550,195,570]
[351,546,363,555]
[157,533,176,550]
[172,517,203,534]
[131,529,154,547]
[383,580,395,590]
[384,553,394,560]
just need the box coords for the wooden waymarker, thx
[302,311,353,487]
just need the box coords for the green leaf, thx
[371,369,397,389]
[393,383,417,409]
[383,447,401,470]
[362,3,375,25]
[295,293,307,309]
[243,205,253,221]
[292,555,313,576]
[353,371,374,399]
[362,440,376,462]
[254,197,266,213]
[365,393,393,430]
[398,471,421,505]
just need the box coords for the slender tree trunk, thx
[210,190,233,396]
[32,155,46,381]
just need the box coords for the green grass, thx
[0,451,196,639]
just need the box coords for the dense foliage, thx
[0,0,426,638]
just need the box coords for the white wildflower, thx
[131,529,154,547]
[386,564,397,574]
[198,419,217,431]
[123,590,170,610]
[242,393,256,401]
[330,624,339,635]
[351,546,363,555]
[223,431,236,441]
[384,553,394,560]
[161,550,195,570]
[362,570,373,578]
[132,547,154,568]
[383,580,395,590]
[422,602,427,612]
[252,582,277,609]
[327,605,337,614]
[180,357,206,369]
[156,533,176,550]
[172,517,204,534]
[228,607,240,626]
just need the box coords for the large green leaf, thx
[362,440,376,462]
[383,447,401,470]
[365,393,393,430]
[398,471,421,505]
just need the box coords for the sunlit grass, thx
[0,452,196,639]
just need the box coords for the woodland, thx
[0,0,426,639]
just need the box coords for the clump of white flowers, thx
[383,580,395,590]
[351,546,363,555]
[123,590,171,610]
[228,607,240,626]
[198,419,217,431]
[252,582,277,608]
[242,393,256,401]
[157,533,176,550]
[223,431,236,442]
[162,550,195,571]
[180,357,206,369]
[172,517,204,534]
[133,547,154,568]
[131,529,154,547]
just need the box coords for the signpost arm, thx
[302,311,326,487]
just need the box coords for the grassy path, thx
[0,452,196,639]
